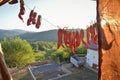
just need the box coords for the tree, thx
[30,42,39,52]
[75,47,87,54]
[1,37,35,67]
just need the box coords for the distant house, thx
[85,40,98,70]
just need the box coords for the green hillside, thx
[0,29,58,42]
[19,29,58,42]
[0,29,27,40]
[0,29,86,42]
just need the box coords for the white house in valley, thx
[85,40,98,70]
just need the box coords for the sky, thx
[0,0,96,32]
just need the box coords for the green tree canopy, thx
[1,37,35,67]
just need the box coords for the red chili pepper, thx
[35,15,41,29]
[80,29,84,41]
[63,30,68,46]
[27,10,34,26]
[18,13,24,22]
[86,27,90,44]
[80,29,89,47]
[29,10,34,18]
[90,25,96,44]
[75,31,79,48]
[94,26,98,45]
[63,30,71,51]
[57,29,64,49]
[75,30,80,48]
[18,0,25,22]
[74,29,84,48]
[67,31,76,53]
[66,31,71,48]
[72,31,77,51]
[27,19,31,26]
[32,12,37,24]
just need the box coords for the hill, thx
[0,29,27,40]
[19,29,58,42]
[0,29,86,42]
[0,29,58,42]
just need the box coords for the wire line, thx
[42,18,60,28]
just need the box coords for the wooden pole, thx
[96,0,101,79]
[0,43,13,80]
[0,0,9,6]
[97,0,120,79]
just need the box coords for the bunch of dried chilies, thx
[57,23,98,53]
[27,9,42,29]
[18,0,42,29]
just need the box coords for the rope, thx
[24,3,31,10]
[42,18,60,28]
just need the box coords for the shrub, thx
[1,37,35,67]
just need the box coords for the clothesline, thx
[24,2,96,30]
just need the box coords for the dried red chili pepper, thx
[80,29,89,47]
[72,31,77,51]
[65,30,70,48]
[35,15,41,29]
[18,0,25,22]
[27,19,31,26]
[57,29,64,49]
[27,10,34,26]
[32,12,37,24]
[92,26,98,45]
[75,30,81,48]
[65,31,71,49]
[86,27,90,44]
[90,25,96,44]
[75,31,79,48]
[80,29,84,41]
[29,10,34,18]
[18,6,25,21]
[62,30,66,47]
[68,31,76,53]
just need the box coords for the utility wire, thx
[42,18,60,28]
[24,3,31,11]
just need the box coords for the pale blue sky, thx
[0,0,96,32]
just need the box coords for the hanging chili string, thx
[24,1,98,52]
[57,22,98,53]
[24,3,60,29]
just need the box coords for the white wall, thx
[86,49,98,67]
